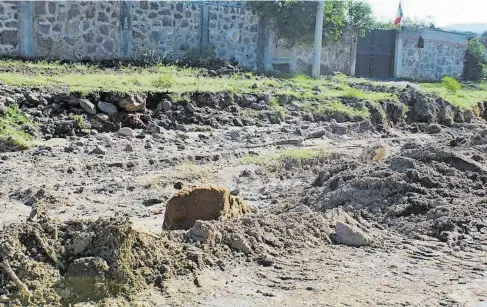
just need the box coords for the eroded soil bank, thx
[1,82,487,306]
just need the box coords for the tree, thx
[251,1,376,45]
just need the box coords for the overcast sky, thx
[367,0,487,26]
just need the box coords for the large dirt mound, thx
[305,145,487,250]
[0,209,381,305]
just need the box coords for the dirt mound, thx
[163,186,250,230]
[0,214,196,306]
[398,85,465,125]
[0,208,383,305]
[306,145,487,249]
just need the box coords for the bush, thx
[441,77,461,97]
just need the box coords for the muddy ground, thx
[1,82,487,306]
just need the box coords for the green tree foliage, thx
[464,37,487,81]
[251,1,375,44]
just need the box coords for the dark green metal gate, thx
[356,30,397,78]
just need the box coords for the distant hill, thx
[442,23,487,34]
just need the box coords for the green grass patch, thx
[241,147,328,170]
[420,82,487,109]
[301,100,370,120]
[0,106,36,150]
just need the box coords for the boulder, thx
[79,99,97,115]
[118,94,146,112]
[98,101,118,114]
[163,185,250,230]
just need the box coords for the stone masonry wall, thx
[34,1,121,60]
[0,0,357,76]
[271,32,357,75]
[0,1,19,55]
[131,1,201,60]
[396,28,468,81]
[208,4,260,69]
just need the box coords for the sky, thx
[367,0,487,26]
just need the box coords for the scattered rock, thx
[158,99,172,112]
[186,103,197,113]
[97,101,118,114]
[119,127,136,137]
[174,182,183,190]
[427,123,442,134]
[90,145,107,155]
[119,94,146,112]
[125,144,134,152]
[79,99,97,115]
[163,186,250,230]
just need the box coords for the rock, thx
[228,233,253,254]
[188,220,222,245]
[125,143,134,152]
[158,99,172,112]
[230,189,240,196]
[79,99,97,115]
[333,221,372,247]
[186,103,197,113]
[147,123,161,134]
[427,123,442,134]
[229,130,241,141]
[119,127,136,137]
[250,102,265,110]
[290,205,312,213]
[174,182,183,190]
[119,94,146,112]
[97,101,118,114]
[359,143,387,162]
[90,145,107,155]
[163,186,250,230]
[94,114,109,121]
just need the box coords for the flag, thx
[394,1,403,25]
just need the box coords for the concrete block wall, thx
[0,1,357,76]
[394,27,468,81]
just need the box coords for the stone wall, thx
[270,32,357,75]
[131,1,201,60]
[394,28,468,81]
[34,1,121,60]
[208,4,260,69]
[0,1,19,55]
[0,0,357,76]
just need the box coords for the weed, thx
[441,76,461,97]
[267,96,286,117]
[72,115,87,129]
[151,75,173,89]
[0,106,35,150]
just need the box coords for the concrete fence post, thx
[200,3,209,51]
[19,1,34,58]
[120,1,133,59]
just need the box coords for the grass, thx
[142,163,214,188]
[0,106,36,149]
[301,100,370,120]
[0,60,397,103]
[241,147,328,170]
[420,82,487,110]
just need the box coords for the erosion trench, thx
[1,75,487,306]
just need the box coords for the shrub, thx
[152,75,173,89]
[441,76,461,97]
